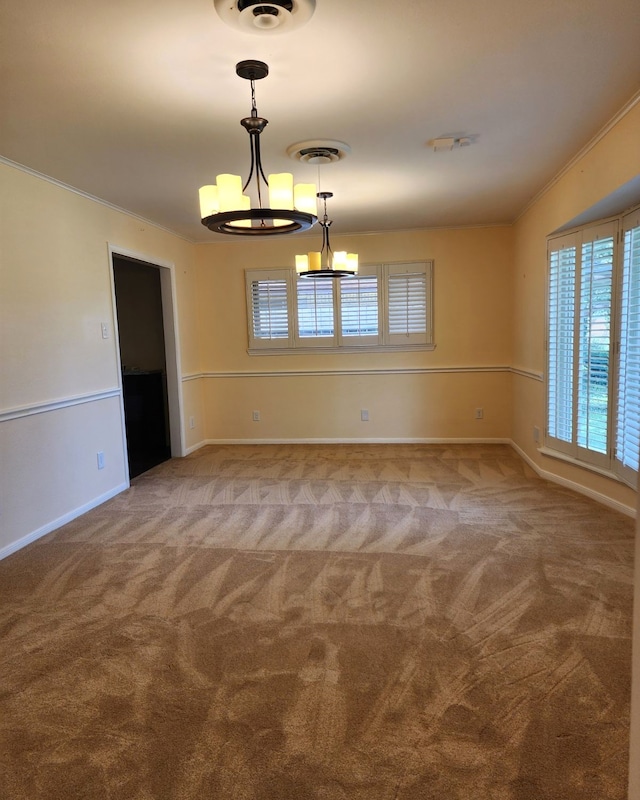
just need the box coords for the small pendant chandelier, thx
[199,60,318,236]
[296,192,358,278]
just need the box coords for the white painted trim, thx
[187,436,635,516]
[195,437,512,446]
[0,483,128,562]
[3,438,631,562]
[106,253,131,484]
[184,441,207,455]
[511,367,544,381]
[159,256,186,457]
[537,444,625,483]
[537,444,637,491]
[248,345,438,356]
[183,366,514,380]
[0,389,121,423]
[0,156,514,245]
[510,441,635,518]
[516,89,640,222]
[0,156,191,242]
[194,222,513,245]
[108,246,186,458]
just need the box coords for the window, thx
[546,206,640,486]
[297,276,336,345]
[616,207,640,484]
[246,270,293,348]
[246,261,434,353]
[387,263,429,345]
[340,270,379,344]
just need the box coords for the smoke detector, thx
[287,139,351,164]
[213,0,316,34]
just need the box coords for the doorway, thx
[112,254,174,478]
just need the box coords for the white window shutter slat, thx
[547,239,576,449]
[385,262,432,345]
[616,217,640,479]
[296,276,336,345]
[340,271,380,345]
[576,234,614,457]
[546,221,619,473]
[245,269,293,349]
[245,261,434,353]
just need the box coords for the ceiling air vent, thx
[287,139,351,164]
[214,0,316,33]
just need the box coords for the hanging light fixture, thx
[296,192,358,278]
[199,60,318,236]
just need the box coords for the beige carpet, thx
[0,444,635,799]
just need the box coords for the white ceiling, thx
[2,0,640,242]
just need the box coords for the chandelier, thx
[199,60,318,236]
[296,192,358,278]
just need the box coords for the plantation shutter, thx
[340,266,380,345]
[615,209,640,482]
[385,262,432,345]
[245,269,292,349]
[576,223,615,466]
[295,276,336,346]
[547,234,577,452]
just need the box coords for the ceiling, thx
[2,0,640,243]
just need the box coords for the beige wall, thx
[511,102,640,511]
[192,226,514,442]
[0,161,200,555]
[201,371,512,442]
[511,102,640,799]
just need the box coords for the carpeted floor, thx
[0,444,635,799]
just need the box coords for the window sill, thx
[538,445,636,489]
[248,343,437,356]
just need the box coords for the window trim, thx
[246,261,435,356]
[245,268,294,350]
[615,205,640,486]
[544,204,640,488]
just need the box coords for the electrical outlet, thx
[252,410,260,422]
[361,409,369,422]
[533,425,540,443]
[97,451,105,470]
[475,408,484,419]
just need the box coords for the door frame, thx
[108,244,185,482]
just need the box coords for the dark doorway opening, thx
[113,256,171,478]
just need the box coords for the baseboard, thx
[184,440,207,455]
[3,440,632,563]
[0,482,129,561]
[193,437,635,517]
[509,441,636,518]
[198,437,513,446]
